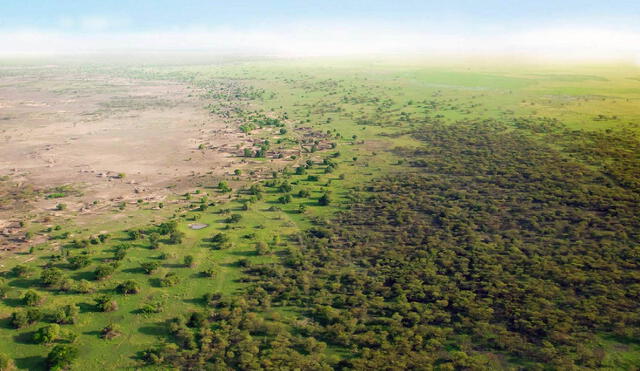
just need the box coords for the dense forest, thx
[141,119,640,369]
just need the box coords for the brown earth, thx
[0,67,252,247]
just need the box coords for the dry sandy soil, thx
[0,67,250,246]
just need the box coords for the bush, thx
[46,344,78,370]
[9,311,30,329]
[40,268,64,287]
[297,189,311,198]
[113,248,127,261]
[158,221,177,235]
[278,194,292,204]
[33,324,60,344]
[100,323,122,339]
[140,261,160,274]
[53,304,79,325]
[318,193,331,206]
[67,255,90,270]
[117,280,141,295]
[255,241,270,255]
[140,301,164,314]
[226,214,242,223]
[95,295,118,312]
[11,265,30,278]
[201,267,216,278]
[183,255,195,268]
[0,352,15,371]
[75,279,94,294]
[22,290,42,306]
[94,264,115,280]
[159,272,180,287]
[148,233,160,249]
[169,230,185,244]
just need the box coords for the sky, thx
[1,0,639,61]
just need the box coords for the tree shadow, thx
[229,250,256,257]
[8,278,38,289]
[15,355,45,370]
[13,330,36,344]
[3,297,24,308]
[77,302,96,314]
[121,267,144,274]
[138,322,167,336]
[70,271,95,281]
[148,278,163,288]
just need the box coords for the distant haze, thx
[1,1,639,62]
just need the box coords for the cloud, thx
[0,22,638,62]
[56,15,129,32]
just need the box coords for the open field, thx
[0,58,639,370]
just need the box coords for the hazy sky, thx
[1,0,639,60]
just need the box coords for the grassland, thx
[0,58,639,370]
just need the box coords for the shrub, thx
[22,290,42,306]
[226,214,242,223]
[33,324,60,344]
[201,267,216,278]
[158,221,177,235]
[94,264,115,280]
[100,323,122,339]
[169,230,185,244]
[117,280,140,295]
[159,272,180,287]
[278,194,292,204]
[53,304,79,325]
[95,295,118,312]
[46,344,78,370]
[75,279,94,294]
[148,233,160,249]
[318,193,331,206]
[183,255,195,268]
[297,189,311,198]
[40,268,64,287]
[0,353,15,371]
[140,301,164,314]
[67,255,90,270]
[140,261,160,274]
[255,241,270,255]
[11,265,30,278]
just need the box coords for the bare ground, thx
[0,68,252,247]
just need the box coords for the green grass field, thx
[0,58,639,370]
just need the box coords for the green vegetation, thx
[1,59,639,369]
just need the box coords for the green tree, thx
[140,261,160,274]
[46,344,78,371]
[67,255,90,270]
[169,230,185,244]
[0,353,15,371]
[33,324,60,344]
[22,290,42,306]
[100,323,122,339]
[95,295,118,312]
[94,264,115,280]
[117,280,141,295]
[160,272,180,287]
[184,255,195,268]
[53,304,79,325]
[40,268,64,288]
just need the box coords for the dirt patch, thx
[0,68,253,240]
